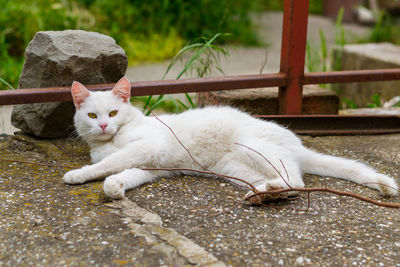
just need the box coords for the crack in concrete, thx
[106,198,228,267]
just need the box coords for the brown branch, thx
[306,192,311,211]
[245,187,400,208]
[280,159,290,182]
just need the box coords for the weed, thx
[305,7,345,90]
[368,12,400,44]
[0,77,15,90]
[341,98,358,109]
[332,7,346,71]
[367,93,382,108]
[134,33,229,115]
[306,8,345,73]
[306,29,328,73]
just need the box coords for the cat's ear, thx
[71,81,90,109]
[111,76,131,103]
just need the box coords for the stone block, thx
[334,43,400,108]
[11,30,128,138]
[198,85,338,115]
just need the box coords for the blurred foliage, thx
[366,93,382,108]
[367,12,400,44]
[0,0,91,89]
[306,8,345,74]
[251,0,323,14]
[0,0,262,89]
[82,0,259,45]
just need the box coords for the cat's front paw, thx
[103,177,125,199]
[63,169,89,184]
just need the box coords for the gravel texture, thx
[0,133,399,266]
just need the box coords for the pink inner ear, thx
[111,76,131,103]
[71,81,90,108]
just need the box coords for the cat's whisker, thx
[66,130,82,145]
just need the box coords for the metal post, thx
[278,0,309,114]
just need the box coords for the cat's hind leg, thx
[214,151,305,202]
[246,159,305,202]
[103,168,159,199]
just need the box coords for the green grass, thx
[305,8,345,90]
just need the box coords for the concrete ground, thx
[1,133,399,266]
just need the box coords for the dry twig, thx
[244,187,400,209]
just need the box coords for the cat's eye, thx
[88,113,97,119]
[109,110,118,117]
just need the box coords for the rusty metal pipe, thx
[258,115,400,135]
[3,68,400,105]
[0,73,287,105]
[304,69,400,85]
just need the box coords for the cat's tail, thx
[299,148,398,196]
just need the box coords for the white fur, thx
[64,85,399,199]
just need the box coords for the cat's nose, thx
[99,123,108,131]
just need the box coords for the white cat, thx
[63,77,399,200]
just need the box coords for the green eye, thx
[109,110,118,117]
[88,113,97,119]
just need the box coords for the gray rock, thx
[11,30,128,138]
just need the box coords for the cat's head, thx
[71,76,133,142]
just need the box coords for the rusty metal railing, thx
[2,69,400,106]
[1,0,400,134]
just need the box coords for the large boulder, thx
[11,30,128,138]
